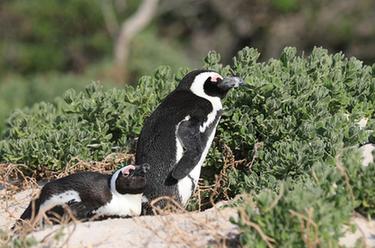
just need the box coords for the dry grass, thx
[1,215,80,248]
[290,208,320,248]
[190,143,262,211]
[238,207,275,248]
[59,152,135,178]
[0,152,134,193]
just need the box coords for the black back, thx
[136,70,222,211]
[19,172,112,222]
[39,172,112,206]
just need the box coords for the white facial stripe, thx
[110,168,122,194]
[190,72,223,101]
[190,72,223,133]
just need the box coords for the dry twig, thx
[290,208,320,248]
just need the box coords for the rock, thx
[340,215,375,247]
[360,143,375,167]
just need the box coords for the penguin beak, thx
[218,76,245,90]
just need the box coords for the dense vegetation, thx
[1,0,375,139]
[0,47,374,246]
[0,73,103,133]
[234,148,375,246]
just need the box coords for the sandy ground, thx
[28,208,239,247]
[1,189,374,247]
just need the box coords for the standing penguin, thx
[16,163,149,227]
[136,70,244,213]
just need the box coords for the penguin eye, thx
[208,75,222,84]
[125,169,135,176]
[121,165,135,176]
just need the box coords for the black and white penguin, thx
[136,70,244,213]
[16,163,149,226]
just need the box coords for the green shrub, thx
[0,228,38,248]
[233,149,356,247]
[0,47,374,221]
[205,47,374,193]
[0,73,104,134]
[345,149,375,218]
[1,47,374,172]
[0,67,178,171]
[233,146,375,247]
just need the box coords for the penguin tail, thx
[12,199,40,232]
[20,199,39,220]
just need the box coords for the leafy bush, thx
[0,228,38,248]
[233,149,359,247]
[204,47,374,193]
[234,145,375,247]
[0,46,374,236]
[0,73,105,134]
[1,46,374,171]
[345,150,375,218]
[0,67,179,171]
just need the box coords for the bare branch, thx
[113,0,159,81]
[100,0,120,38]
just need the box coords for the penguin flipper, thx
[171,118,203,180]
[66,201,96,220]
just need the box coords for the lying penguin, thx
[16,163,149,227]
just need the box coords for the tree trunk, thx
[113,0,159,83]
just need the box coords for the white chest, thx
[177,119,220,206]
[175,72,223,206]
[93,193,143,217]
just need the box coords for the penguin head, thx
[111,163,150,194]
[177,70,244,99]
